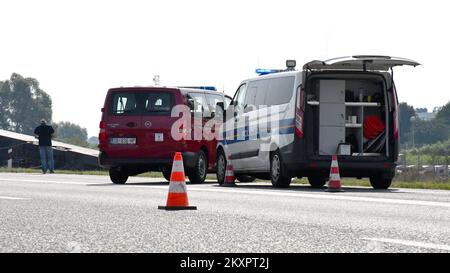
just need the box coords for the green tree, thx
[0,73,52,134]
[435,101,450,126]
[399,102,416,144]
[413,119,449,146]
[53,121,89,147]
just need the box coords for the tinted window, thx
[110,91,173,115]
[111,92,138,115]
[265,76,295,105]
[144,92,173,113]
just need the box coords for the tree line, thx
[0,73,93,148]
[399,101,450,149]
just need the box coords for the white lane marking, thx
[363,238,450,251]
[188,188,450,208]
[0,178,91,185]
[1,177,450,208]
[0,196,30,200]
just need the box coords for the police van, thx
[216,56,419,189]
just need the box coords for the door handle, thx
[126,122,137,128]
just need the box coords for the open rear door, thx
[303,55,420,71]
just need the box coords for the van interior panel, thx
[306,73,389,158]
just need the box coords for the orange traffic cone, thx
[221,156,236,187]
[158,152,197,210]
[327,155,344,192]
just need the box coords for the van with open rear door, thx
[216,56,420,189]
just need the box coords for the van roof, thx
[244,70,300,84]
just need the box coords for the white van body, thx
[216,56,420,189]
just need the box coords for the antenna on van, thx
[153,75,160,86]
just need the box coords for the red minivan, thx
[98,86,231,184]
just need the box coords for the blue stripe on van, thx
[220,118,295,145]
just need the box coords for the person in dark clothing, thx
[34,119,55,174]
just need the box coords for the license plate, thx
[110,137,136,145]
[155,133,164,142]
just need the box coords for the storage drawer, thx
[320,103,345,126]
[319,126,345,155]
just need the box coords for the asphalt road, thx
[0,172,449,253]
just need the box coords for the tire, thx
[370,175,392,190]
[235,175,256,183]
[161,167,172,182]
[188,150,208,184]
[216,149,226,185]
[308,175,327,188]
[109,167,128,184]
[270,150,292,188]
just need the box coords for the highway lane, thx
[0,173,449,253]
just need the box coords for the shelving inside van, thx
[305,74,389,157]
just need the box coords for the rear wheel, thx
[109,167,128,184]
[369,175,392,189]
[270,150,292,188]
[308,175,327,188]
[235,175,256,183]
[161,166,172,182]
[188,150,207,184]
[216,149,226,185]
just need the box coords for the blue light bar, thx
[255,68,282,76]
[180,86,217,91]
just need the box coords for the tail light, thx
[294,85,304,138]
[389,87,400,140]
[99,121,107,143]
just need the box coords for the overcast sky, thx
[1,0,448,136]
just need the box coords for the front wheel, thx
[216,149,226,185]
[161,166,172,182]
[308,175,327,188]
[369,175,392,189]
[188,150,207,184]
[270,150,292,188]
[109,167,128,184]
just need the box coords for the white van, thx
[216,56,420,189]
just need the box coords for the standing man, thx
[34,119,55,174]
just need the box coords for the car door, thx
[303,55,420,71]
[105,90,144,158]
[225,83,247,170]
[239,79,269,170]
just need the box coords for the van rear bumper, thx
[284,159,396,179]
[99,151,198,170]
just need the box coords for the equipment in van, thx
[158,152,197,210]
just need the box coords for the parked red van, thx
[98,86,231,184]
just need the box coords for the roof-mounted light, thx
[255,69,282,76]
[179,86,217,91]
[286,59,296,70]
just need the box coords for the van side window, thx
[245,80,269,111]
[233,83,247,107]
[205,94,225,115]
[187,93,211,117]
[111,93,137,115]
[144,92,173,114]
[265,76,295,105]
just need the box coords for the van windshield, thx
[110,91,174,115]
